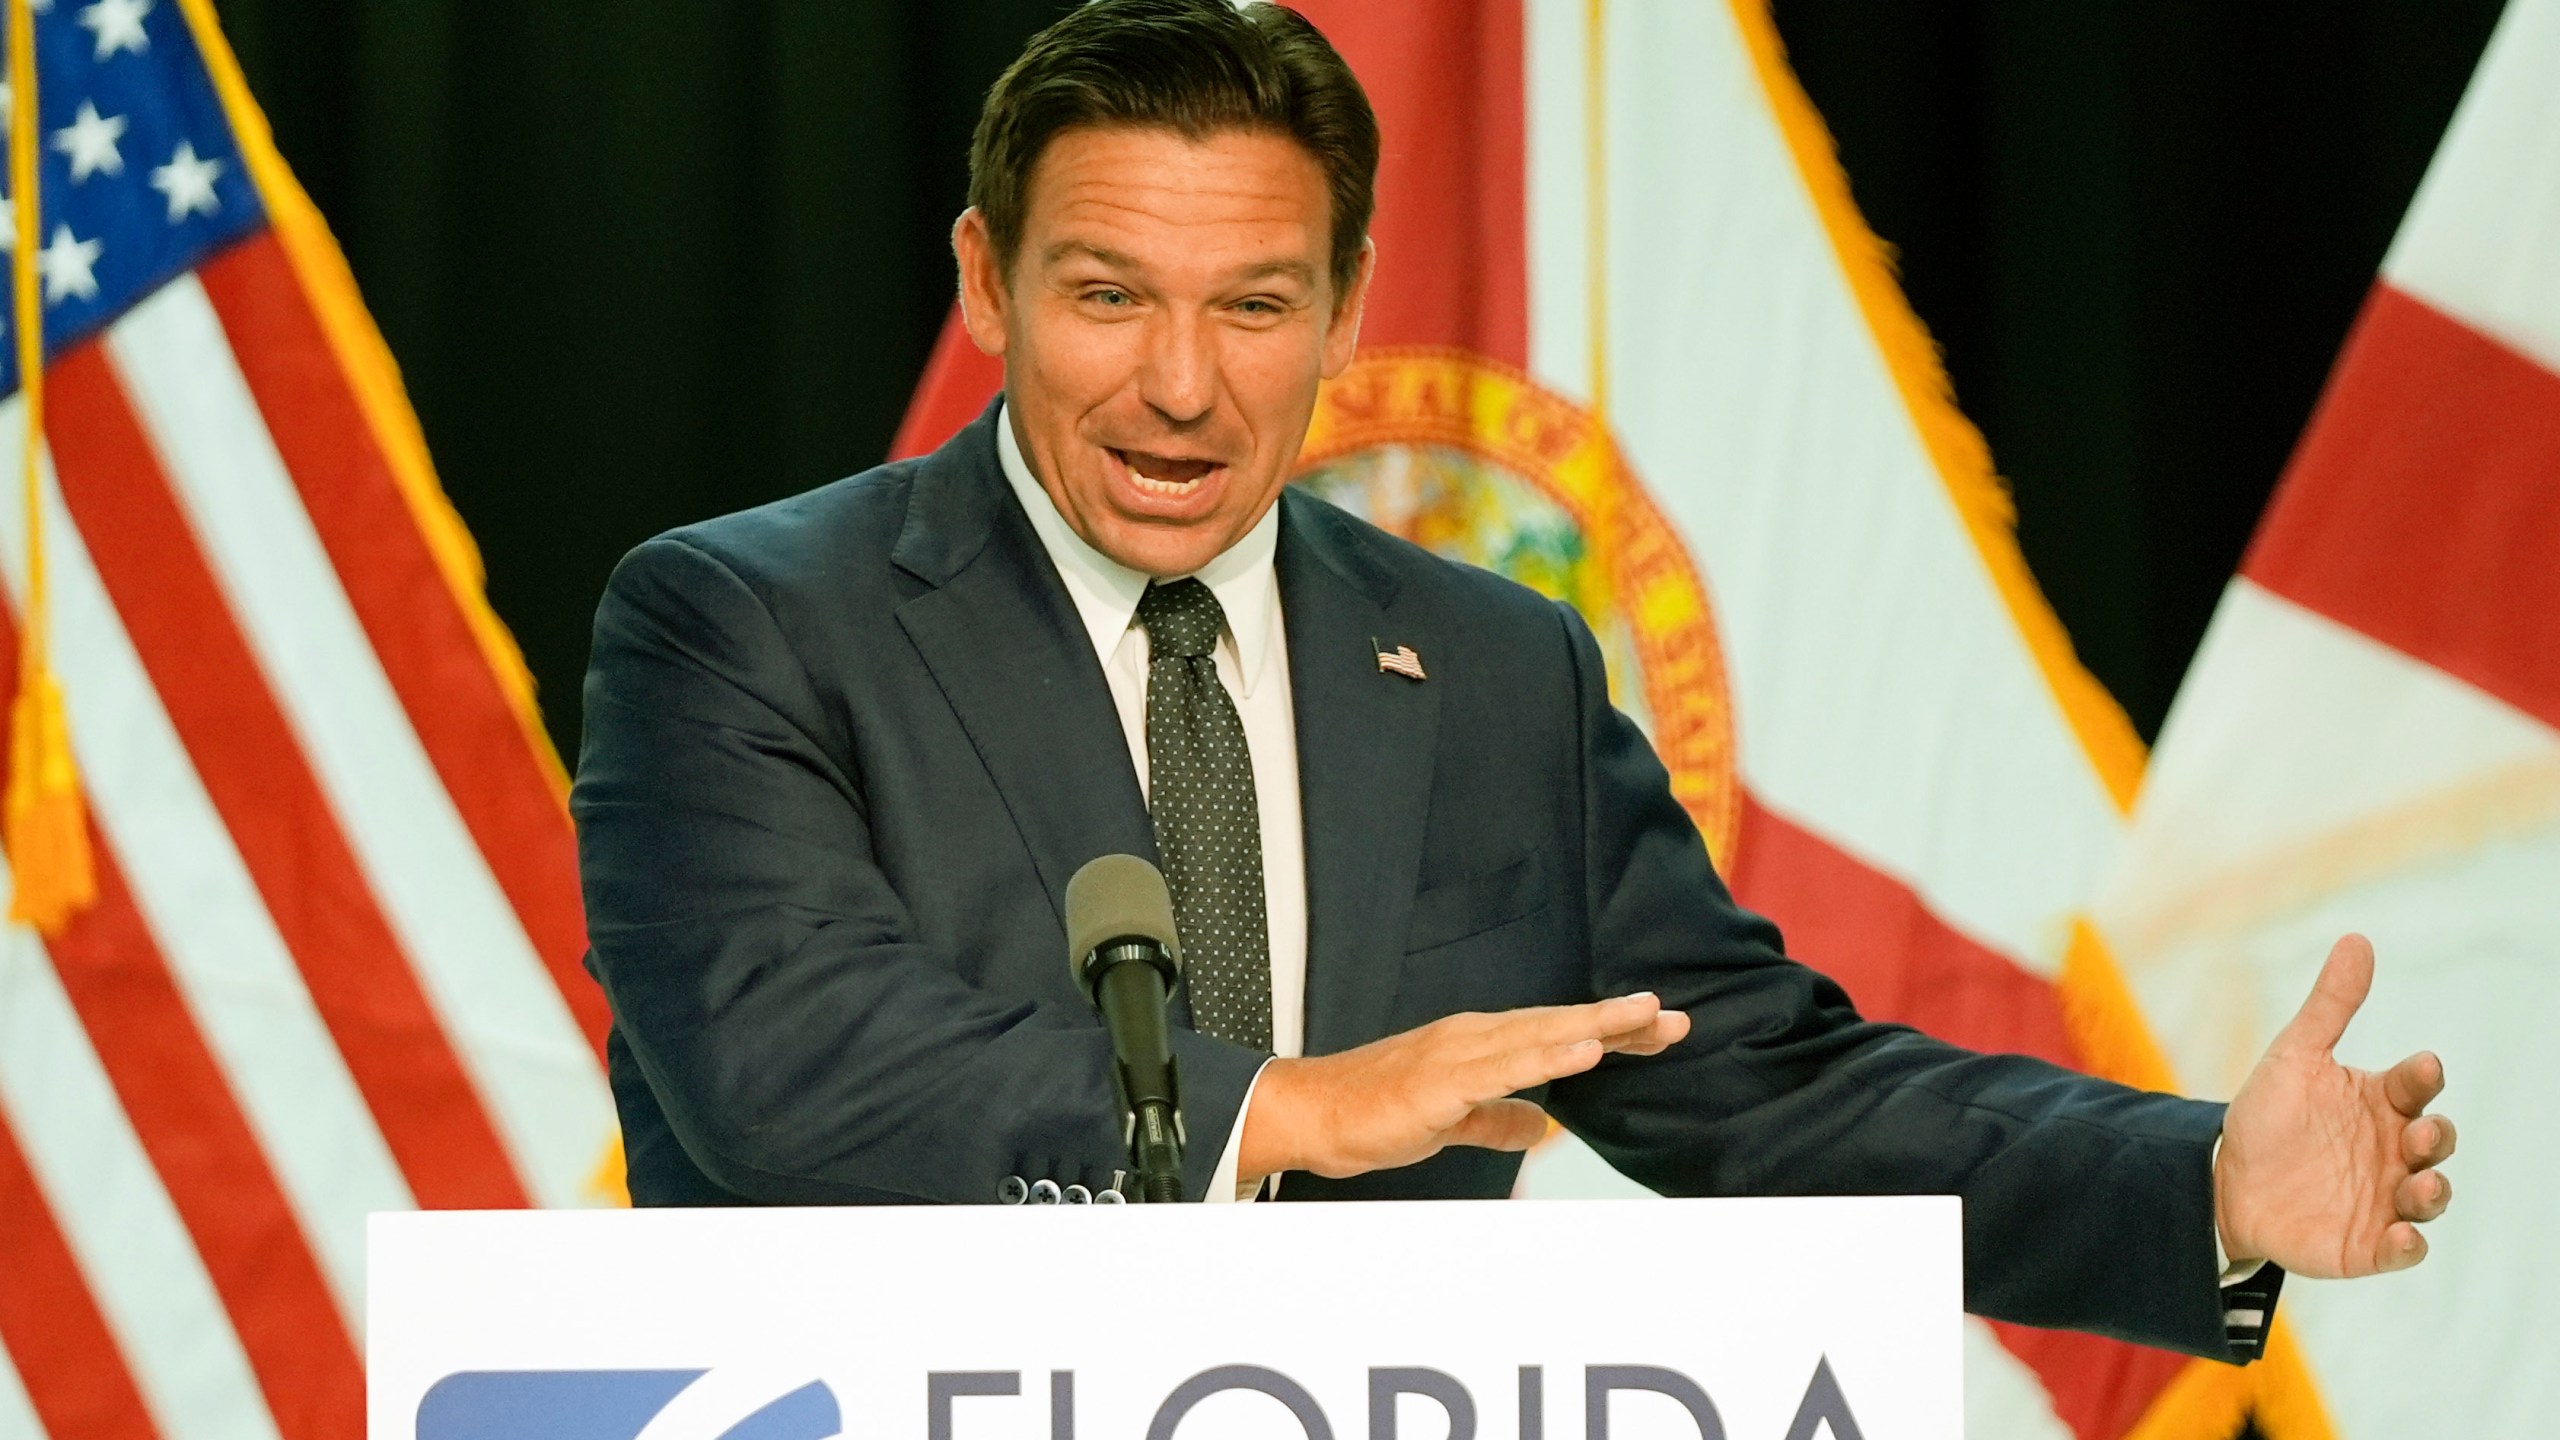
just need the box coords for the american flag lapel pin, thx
[1373,638,1427,681]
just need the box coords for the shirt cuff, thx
[1206,1058,1275,1203]
[2209,1134,2266,1286]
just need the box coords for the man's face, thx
[955,125,1371,578]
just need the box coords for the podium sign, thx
[369,1197,1958,1440]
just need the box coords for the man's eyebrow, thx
[1043,240,1143,270]
[1040,242,1314,288]
[1233,258,1317,286]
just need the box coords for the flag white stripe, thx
[2097,580,2560,1095]
[2116,581,2559,906]
[103,277,612,1209]
[0,918,281,1440]
[1535,0,2125,978]
[0,396,414,1322]
[0,1334,43,1440]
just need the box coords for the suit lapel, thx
[893,407,1157,928]
[1279,491,1440,1055]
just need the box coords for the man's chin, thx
[1088,515,1243,580]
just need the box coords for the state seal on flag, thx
[1294,348,1741,867]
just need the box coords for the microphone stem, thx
[1132,1096,1184,1203]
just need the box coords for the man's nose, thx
[1138,309,1217,425]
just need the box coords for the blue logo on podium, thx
[416,1371,841,1440]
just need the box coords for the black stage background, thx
[213,0,2502,760]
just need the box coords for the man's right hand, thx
[1238,993,1689,1186]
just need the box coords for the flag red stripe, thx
[0,1109,158,1440]
[888,313,1003,462]
[1729,795,2186,1440]
[0,608,355,1440]
[195,234,609,1058]
[1296,0,1529,364]
[45,342,531,1212]
[16,831,359,1440]
[1988,1319,2192,1440]
[2246,283,2560,733]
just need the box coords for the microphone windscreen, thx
[1065,853,1182,981]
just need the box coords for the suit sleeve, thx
[1536,602,2274,1361]
[574,536,1264,1204]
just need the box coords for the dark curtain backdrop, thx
[212,0,2501,762]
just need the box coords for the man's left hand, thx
[2215,933,2456,1279]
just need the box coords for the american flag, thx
[0,3,613,1438]
[1374,643,1425,681]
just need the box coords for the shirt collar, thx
[996,400,1283,696]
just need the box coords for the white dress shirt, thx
[997,405,1298,1201]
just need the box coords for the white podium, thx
[369,1197,1958,1440]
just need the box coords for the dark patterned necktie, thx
[1137,578,1273,1051]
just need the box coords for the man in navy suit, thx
[574,0,2455,1361]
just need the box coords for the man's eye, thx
[1235,298,1280,316]
[1086,289,1131,307]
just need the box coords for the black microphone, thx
[1064,854,1186,1203]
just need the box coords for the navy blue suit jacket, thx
[575,404,2273,1359]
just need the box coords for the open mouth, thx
[1112,447,1221,495]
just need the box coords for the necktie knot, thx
[1138,578,1225,660]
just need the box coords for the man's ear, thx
[1319,236,1377,381]
[953,208,1012,359]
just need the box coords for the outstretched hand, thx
[1239,992,1689,1187]
[2216,934,2456,1278]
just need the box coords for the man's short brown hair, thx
[968,0,1381,299]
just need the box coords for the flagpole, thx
[5,0,95,932]
[1582,0,1607,420]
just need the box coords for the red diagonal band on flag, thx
[45,341,532,1212]
[2247,283,2560,733]
[0,1108,157,1440]
[1990,1318,2195,1440]
[1732,796,2075,1064]
[196,234,607,1060]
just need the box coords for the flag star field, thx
[1,0,261,392]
